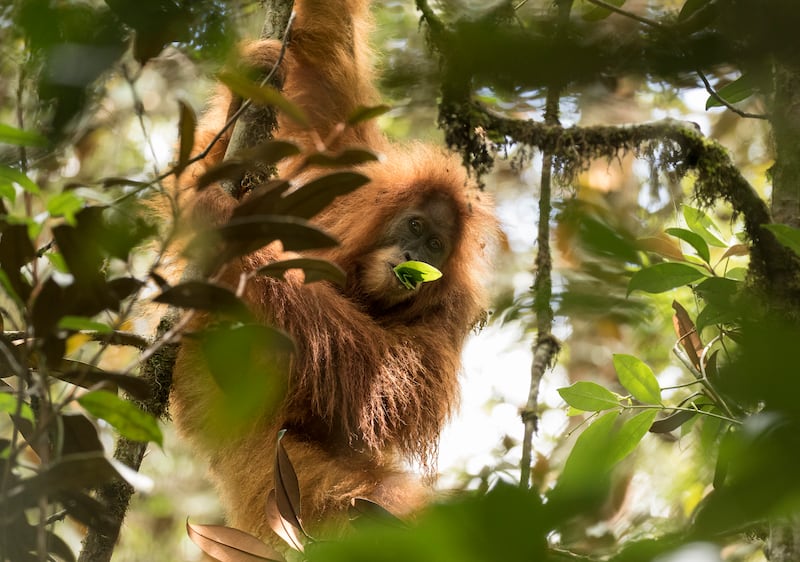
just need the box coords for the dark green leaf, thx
[232,180,291,218]
[51,360,153,402]
[196,160,249,191]
[628,263,708,295]
[683,206,726,247]
[763,223,800,257]
[275,172,370,219]
[304,149,379,168]
[0,223,37,301]
[241,140,301,167]
[176,100,197,174]
[154,281,250,319]
[665,227,710,263]
[0,453,122,512]
[257,258,346,286]
[557,381,620,412]
[78,390,163,445]
[650,409,697,434]
[57,412,104,455]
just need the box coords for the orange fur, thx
[169,0,497,541]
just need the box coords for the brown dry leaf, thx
[672,300,703,371]
[638,235,686,262]
[186,521,284,562]
[266,490,305,552]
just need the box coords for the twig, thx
[697,70,769,120]
[582,0,667,31]
[519,0,570,491]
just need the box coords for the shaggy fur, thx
[169,0,497,541]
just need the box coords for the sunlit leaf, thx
[0,165,40,195]
[58,316,113,334]
[347,104,391,125]
[557,381,620,412]
[256,258,346,287]
[720,243,749,260]
[47,191,85,225]
[665,227,710,263]
[706,74,757,110]
[608,410,658,465]
[637,235,685,261]
[78,390,163,446]
[627,263,708,295]
[683,206,726,247]
[393,261,443,290]
[613,354,661,405]
[0,393,34,423]
[218,70,309,126]
[186,521,284,562]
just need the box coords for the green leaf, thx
[679,0,712,21]
[175,100,197,174]
[557,381,620,412]
[256,258,346,287]
[608,410,658,465]
[613,354,661,405]
[581,0,625,21]
[393,261,443,290]
[763,223,800,257]
[0,123,47,147]
[0,392,35,422]
[304,149,379,168]
[706,74,757,110]
[154,281,251,319]
[275,172,370,219]
[58,316,113,334]
[628,263,708,295]
[0,165,40,195]
[218,70,309,127]
[683,206,726,247]
[665,227,710,263]
[78,390,163,446]
[650,409,697,434]
[47,191,85,224]
[347,104,391,126]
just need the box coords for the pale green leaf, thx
[78,390,163,446]
[557,381,620,412]
[613,354,661,404]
